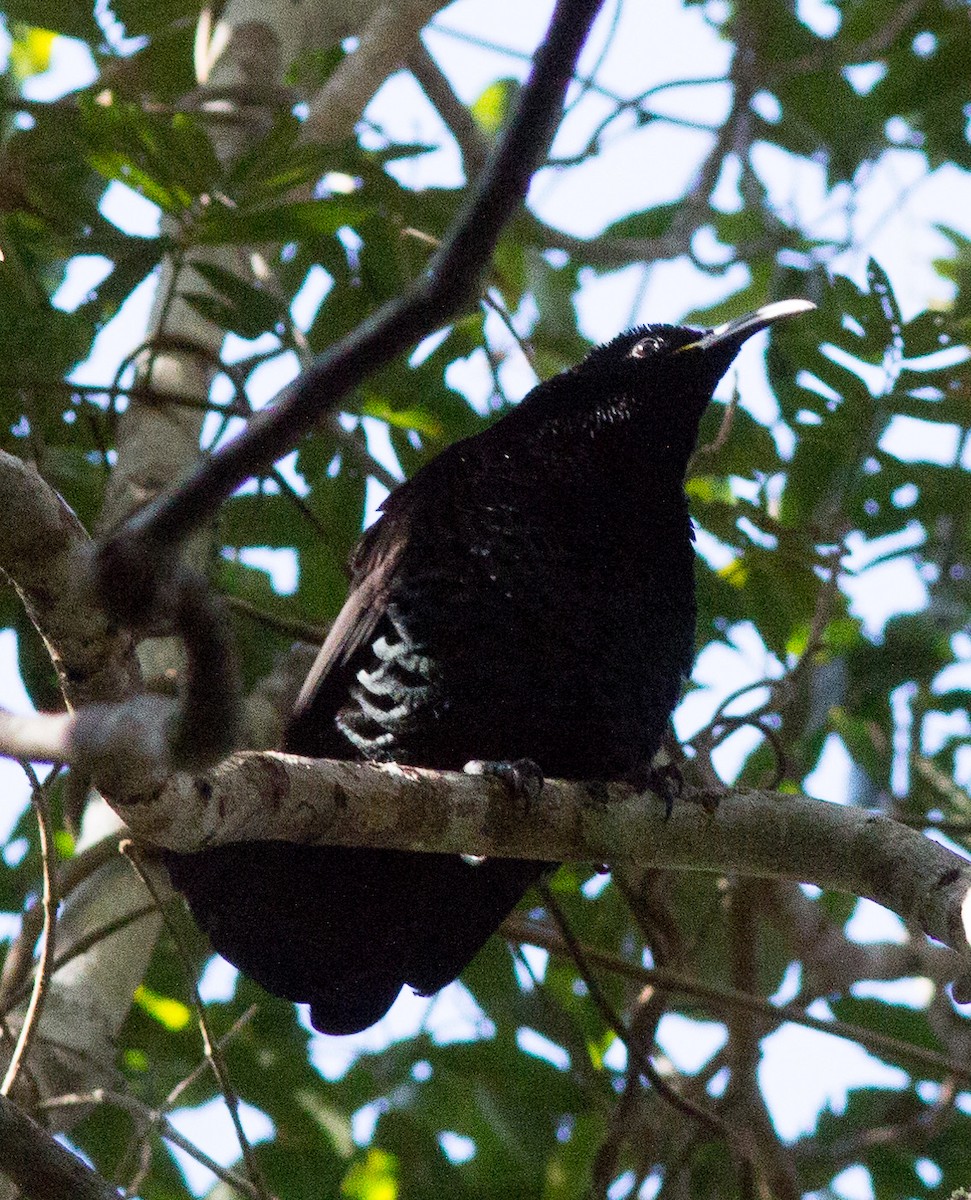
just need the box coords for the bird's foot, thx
[464,757,545,805]
[626,756,684,819]
[461,759,544,867]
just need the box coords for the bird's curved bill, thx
[688,298,816,353]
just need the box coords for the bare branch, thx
[0,902,161,1021]
[0,837,119,1009]
[0,1090,122,1200]
[72,751,971,984]
[0,450,240,785]
[508,917,971,1085]
[304,0,444,144]
[0,709,76,766]
[37,1088,263,1200]
[539,878,740,1162]
[407,41,490,177]
[2,711,968,993]
[120,845,271,1200]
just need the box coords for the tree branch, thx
[0,1091,122,1200]
[407,41,490,178]
[0,451,139,710]
[303,0,444,144]
[49,749,968,987]
[1,722,969,989]
[37,1087,263,1200]
[507,917,971,1084]
[0,450,238,787]
[119,844,270,1200]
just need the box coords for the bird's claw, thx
[464,757,545,806]
[626,757,684,819]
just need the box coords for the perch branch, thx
[0,732,968,990]
[51,749,971,991]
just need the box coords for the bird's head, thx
[550,298,815,462]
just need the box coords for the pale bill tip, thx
[704,297,816,347]
[752,298,817,322]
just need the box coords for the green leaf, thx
[111,0,200,38]
[471,78,519,136]
[341,1149,399,1200]
[8,24,56,76]
[358,394,444,438]
[184,261,285,340]
[598,201,679,244]
[830,994,945,1056]
[132,985,192,1031]
[197,199,367,246]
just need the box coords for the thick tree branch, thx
[2,716,969,987]
[46,750,964,985]
[0,454,238,790]
[0,451,138,710]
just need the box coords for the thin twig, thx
[0,833,120,1010]
[114,1004,259,1197]
[481,289,537,370]
[2,376,245,415]
[539,883,733,1136]
[694,381,740,459]
[724,879,797,1200]
[536,882,628,1044]
[507,916,971,1083]
[778,0,925,73]
[508,944,613,1101]
[36,1088,263,1200]
[165,1005,259,1109]
[120,842,273,1200]
[222,593,327,643]
[1,765,61,1096]
[406,43,489,178]
[562,0,622,119]
[0,902,158,1018]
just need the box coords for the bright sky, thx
[2,2,970,1196]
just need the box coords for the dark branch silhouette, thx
[0,1091,123,1200]
[94,0,606,630]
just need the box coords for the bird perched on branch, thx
[165,298,814,1035]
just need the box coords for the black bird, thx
[164,299,814,1035]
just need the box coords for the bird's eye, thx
[629,337,657,359]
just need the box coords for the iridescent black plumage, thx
[164,301,813,1035]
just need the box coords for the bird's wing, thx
[284,475,424,752]
[293,526,401,712]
